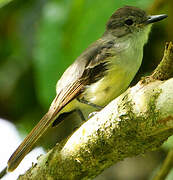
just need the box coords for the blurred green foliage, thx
[0,0,12,8]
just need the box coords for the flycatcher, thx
[7,6,167,172]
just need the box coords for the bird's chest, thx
[83,47,143,106]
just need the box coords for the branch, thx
[18,42,173,180]
[153,149,173,180]
[141,42,173,83]
[19,79,173,179]
[150,42,173,81]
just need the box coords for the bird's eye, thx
[125,19,133,26]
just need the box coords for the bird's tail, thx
[7,82,82,172]
[7,106,60,172]
[0,167,7,179]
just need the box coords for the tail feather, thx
[7,80,83,172]
[7,111,58,172]
[0,167,7,178]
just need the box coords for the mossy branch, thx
[150,42,173,81]
[141,42,173,83]
[17,42,173,179]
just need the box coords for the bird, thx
[6,5,167,172]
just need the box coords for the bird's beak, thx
[146,14,168,24]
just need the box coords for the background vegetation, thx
[0,0,172,179]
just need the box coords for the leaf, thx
[0,0,12,8]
